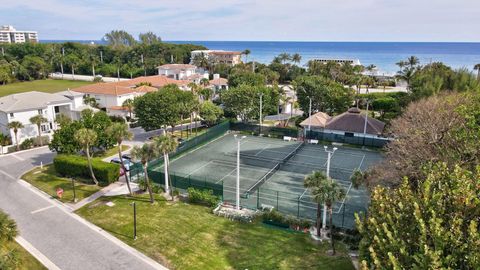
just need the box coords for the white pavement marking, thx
[11,154,25,161]
[17,179,167,270]
[216,168,237,184]
[31,205,55,214]
[254,144,270,156]
[16,236,61,270]
[357,154,366,170]
[0,169,16,180]
[185,161,213,178]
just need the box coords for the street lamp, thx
[323,146,337,236]
[299,87,312,139]
[131,202,137,240]
[234,134,247,210]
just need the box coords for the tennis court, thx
[149,133,383,229]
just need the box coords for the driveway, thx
[0,148,165,270]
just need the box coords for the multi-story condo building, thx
[0,25,38,44]
[191,50,242,66]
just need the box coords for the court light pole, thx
[323,146,337,236]
[234,135,247,210]
[299,87,312,139]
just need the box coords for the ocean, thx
[42,40,480,73]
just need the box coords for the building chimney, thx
[213,74,220,80]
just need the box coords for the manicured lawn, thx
[94,145,130,159]
[0,79,93,97]
[76,195,355,270]
[2,240,46,270]
[22,165,101,203]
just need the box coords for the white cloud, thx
[2,0,479,41]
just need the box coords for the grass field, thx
[0,79,93,97]
[94,145,130,159]
[76,195,355,270]
[22,165,101,203]
[2,240,47,270]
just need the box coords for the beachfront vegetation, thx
[76,195,355,270]
[0,210,46,270]
[0,33,205,84]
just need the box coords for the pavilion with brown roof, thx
[300,107,385,137]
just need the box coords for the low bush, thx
[53,155,120,186]
[187,188,220,207]
[260,210,312,231]
[20,138,34,150]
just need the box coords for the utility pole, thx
[259,93,263,135]
[100,51,103,63]
[307,97,312,139]
[363,100,369,146]
[323,146,337,238]
[141,54,146,76]
[1,47,4,56]
[71,177,77,203]
[234,135,246,210]
[60,47,64,78]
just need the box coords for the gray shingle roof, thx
[326,107,385,135]
[0,91,72,113]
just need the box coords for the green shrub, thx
[187,188,220,207]
[20,138,34,150]
[261,210,312,230]
[53,155,120,186]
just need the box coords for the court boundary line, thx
[185,160,214,178]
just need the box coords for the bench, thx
[283,136,292,141]
[308,139,319,144]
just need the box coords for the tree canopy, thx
[294,75,355,115]
[357,163,480,270]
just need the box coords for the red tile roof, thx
[209,78,228,86]
[73,76,189,96]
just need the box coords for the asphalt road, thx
[0,147,165,270]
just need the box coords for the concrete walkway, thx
[0,147,167,270]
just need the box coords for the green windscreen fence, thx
[129,120,230,193]
[306,130,392,147]
[230,122,299,138]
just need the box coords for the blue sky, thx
[2,0,479,42]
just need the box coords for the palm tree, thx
[106,123,133,195]
[74,128,99,185]
[474,63,480,80]
[200,78,209,87]
[29,115,47,146]
[8,121,24,151]
[279,53,291,64]
[291,53,302,65]
[304,171,345,255]
[365,64,376,72]
[242,49,251,63]
[130,144,158,203]
[152,135,178,197]
[55,113,71,126]
[122,99,134,120]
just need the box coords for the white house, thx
[0,91,81,144]
[72,75,190,115]
[157,64,208,81]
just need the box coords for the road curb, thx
[15,236,61,270]
[17,178,168,270]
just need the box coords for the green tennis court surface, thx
[150,133,383,229]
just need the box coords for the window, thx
[9,113,14,117]
[38,109,43,114]
[344,132,354,137]
[41,124,49,132]
[54,106,60,113]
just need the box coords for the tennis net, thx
[244,163,280,196]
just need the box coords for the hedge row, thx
[54,155,120,186]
